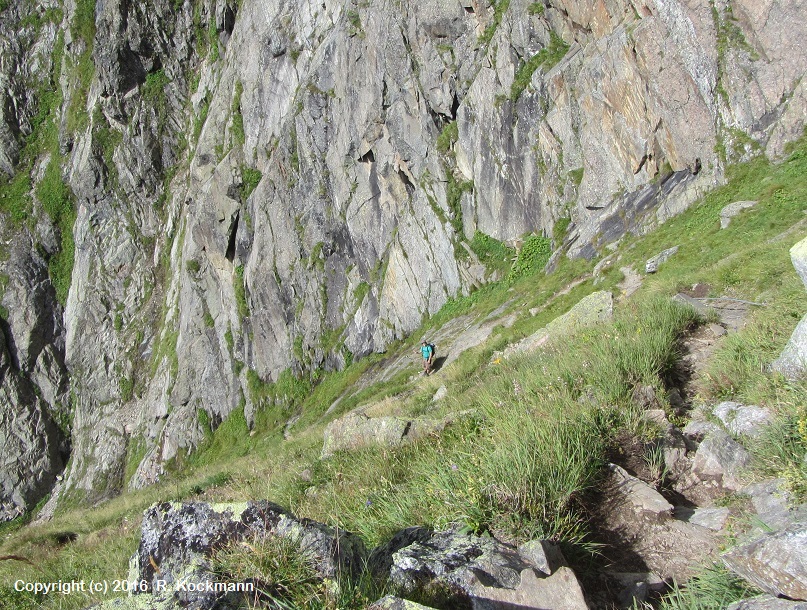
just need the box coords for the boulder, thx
[382,527,584,609]
[645,246,679,274]
[682,418,722,441]
[676,506,730,531]
[503,291,613,358]
[720,201,758,229]
[598,465,718,581]
[712,402,774,438]
[723,523,807,600]
[691,430,751,491]
[791,236,807,289]
[772,316,807,379]
[772,236,807,379]
[133,501,366,608]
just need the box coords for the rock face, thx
[1,0,807,510]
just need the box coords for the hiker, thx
[418,340,435,376]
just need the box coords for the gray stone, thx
[710,323,727,337]
[772,237,807,379]
[742,479,807,532]
[432,385,448,402]
[720,201,759,229]
[380,527,583,608]
[790,236,807,289]
[682,419,723,442]
[691,430,751,491]
[722,523,807,600]
[713,402,774,438]
[681,507,731,531]
[607,464,673,518]
[645,246,680,274]
[772,314,807,379]
[728,595,807,610]
[369,597,439,610]
[134,501,365,607]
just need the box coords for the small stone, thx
[680,506,730,531]
[608,463,673,517]
[432,385,448,402]
[682,419,722,441]
[720,201,758,229]
[710,323,727,337]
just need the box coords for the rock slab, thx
[645,246,679,273]
[723,523,807,601]
[503,291,613,358]
[720,201,758,229]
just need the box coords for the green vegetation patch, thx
[508,234,551,282]
[479,0,511,45]
[231,81,245,146]
[240,166,262,201]
[510,32,570,101]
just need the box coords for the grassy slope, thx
[1,138,806,609]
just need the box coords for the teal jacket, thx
[420,344,433,360]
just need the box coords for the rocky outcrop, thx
[2,0,807,511]
[127,501,365,609]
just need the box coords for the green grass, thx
[660,564,760,610]
[436,121,458,154]
[240,166,262,201]
[231,81,245,145]
[467,230,515,276]
[508,234,551,281]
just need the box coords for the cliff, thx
[0,0,805,514]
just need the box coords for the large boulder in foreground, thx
[722,523,807,601]
[378,526,587,610]
[130,501,365,609]
[772,236,807,379]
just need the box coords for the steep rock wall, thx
[0,0,804,513]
